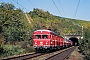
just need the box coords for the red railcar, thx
[64,38,73,47]
[33,29,64,51]
[68,40,73,46]
[64,38,69,47]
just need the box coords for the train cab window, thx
[36,35,41,39]
[42,35,48,39]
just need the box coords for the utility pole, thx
[81,26,83,39]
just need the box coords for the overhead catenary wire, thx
[7,0,18,9]
[58,0,66,17]
[72,0,81,27]
[72,0,82,35]
[28,0,36,7]
[74,0,80,18]
[13,0,29,11]
[65,0,81,27]
[52,0,62,16]
[57,0,69,22]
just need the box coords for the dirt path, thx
[25,13,32,25]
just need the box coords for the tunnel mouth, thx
[69,37,78,46]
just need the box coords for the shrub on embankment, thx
[0,41,35,58]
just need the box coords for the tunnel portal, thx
[69,37,78,46]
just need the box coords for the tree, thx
[0,3,15,10]
[0,3,31,43]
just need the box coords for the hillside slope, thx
[28,8,90,36]
[0,3,90,59]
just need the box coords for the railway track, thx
[29,46,77,60]
[0,52,45,60]
[45,46,77,60]
[1,46,76,60]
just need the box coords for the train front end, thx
[33,29,51,51]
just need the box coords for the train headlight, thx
[35,42,37,44]
[51,42,52,44]
[46,42,48,45]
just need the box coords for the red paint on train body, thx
[33,29,72,51]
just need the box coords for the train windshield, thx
[42,35,48,39]
[36,35,41,39]
[35,35,48,39]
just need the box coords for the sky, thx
[0,0,90,21]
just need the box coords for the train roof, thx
[34,29,63,37]
[34,29,54,33]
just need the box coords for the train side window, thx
[36,35,41,39]
[42,35,48,39]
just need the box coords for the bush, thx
[19,41,35,53]
[85,54,90,60]
[25,44,35,53]
[19,41,28,49]
[0,41,35,58]
[0,46,4,55]
[0,45,24,58]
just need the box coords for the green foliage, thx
[79,27,90,59]
[0,45,24,57]
[0,3,90,59]
[0,3,31,43]
[29,8,90,60]
[0,46,4,55]
[0,44,34,58]
[0,3,15,10]
[0,26,2,33]
[0,3,34,58]
[19,41,35,53]
[29,8,83,36]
